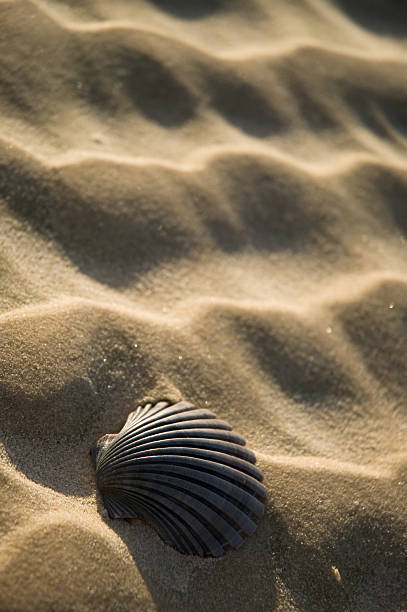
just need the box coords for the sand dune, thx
[0,0,407,610]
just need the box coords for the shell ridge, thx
[119,490,206,556]
[99,466,264,518]
[103,494,137,519]
[128,483,239,553]
[99,437,255,470]
[126,427,245,447]
[97,455,266,498]
[123,402,198,434]
[121,407,145,430]
[128,419,234,440]
[96,420,236,469]
[131,407,216,429]
[120,485,225,556]
[144,504,200,555]
[116,421,245,446]
[124,400,172,429]
[111,437,255,462]
[102,479,248,550]
[101,403,191,459]
[96,408,216,468]
[130,481,246,550]
[103,474,257,536]
[123,408,217,440]
[98,447,262,481]
[127,495,194,555]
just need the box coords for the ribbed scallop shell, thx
[91,400,266,557]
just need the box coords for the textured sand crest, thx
[0,0,407,611]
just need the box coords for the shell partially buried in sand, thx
[91,400,266,557]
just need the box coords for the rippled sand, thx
[0,1,407,610]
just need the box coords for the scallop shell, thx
[91,400,266,557]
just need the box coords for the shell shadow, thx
[97,499,277,612]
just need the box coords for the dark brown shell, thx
[91,400,266,557]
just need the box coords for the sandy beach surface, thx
[1,1,407,610]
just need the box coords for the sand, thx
[0,0,407,610]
